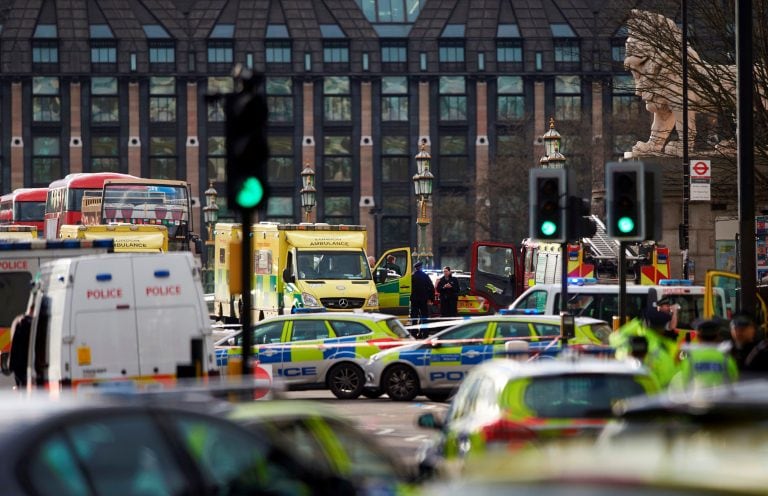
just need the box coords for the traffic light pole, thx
[240,209,253,377]
[619,241,627,325]
[560,241,569,347]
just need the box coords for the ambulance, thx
[19,252,217,390]
[0,239,114,354]
[214,222,379,321]
[59,224,169,252]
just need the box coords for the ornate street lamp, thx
[413,143,434,266]
[300,164,317,222]
[540,117,566,169]
[202,181,219,292]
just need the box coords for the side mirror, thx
[0,352,10,376]
[282,267,295,284]
[375,267,388,284]
[417,412,443,430]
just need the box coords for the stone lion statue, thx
[624,9,704,155]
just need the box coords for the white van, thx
[508,280,726,331]
[22,252,217,390]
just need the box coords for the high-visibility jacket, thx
[674,343,738,390]
[612,319,678,388]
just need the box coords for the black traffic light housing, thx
[605,161,662,242]
[225,72,270,211]
[529,168,567,242]
[567,196,597,241]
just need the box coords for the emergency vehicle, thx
[0,239,114,354]
[20,252,217,390]
[59,224,169,252]
[214,222,379,322]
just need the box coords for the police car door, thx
[491,321,537,358]
[249,320,289,375]
[424,322,493,389]
[284,319,331,385]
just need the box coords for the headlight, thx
[301,292,321,307]
[367,293,379,307]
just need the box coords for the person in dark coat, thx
[436,266,460,317]
[410,261,435,324]
[9,309,32,388]
[730,313,758,370]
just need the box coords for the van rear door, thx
[70,257,140,382]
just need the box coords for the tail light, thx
[480,419,537,444]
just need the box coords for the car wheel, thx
[425,391,452,402]
[383,364,420,401]
[361,387,383,399]
[327,363,365,399]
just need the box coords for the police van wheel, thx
[328,364,365,399]
[361,388,383,399]
[383,365,419,401]
[425,391,452,402]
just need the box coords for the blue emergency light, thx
[499,308,544,315]
[292,307,327,314]
[659,279,693,286]
[154,270,171,278]
[96,273,113,282]
[567,277,598,286]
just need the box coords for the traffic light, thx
[225,73,270,210]
[606,162,644,241]
[567,196,597,241]
[529,168,567,242]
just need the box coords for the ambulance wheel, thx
[361,388,383,399]
[425,391,452,402]
[383,365,420,401]
[327,363,365,399]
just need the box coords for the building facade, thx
[0,0,649,269]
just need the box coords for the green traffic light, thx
[617,216,635,234]
[540,221,557,237]
[236,177,265,208]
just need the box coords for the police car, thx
[364,314,613,401]
[215,312,413,399]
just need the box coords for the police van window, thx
[330,320,369,337]
[290,320,330,341]
[440,323,488,341]
[533,323,560,337]
[516,289,547,311]
[248,322,285,345]
[495,322,532,338]
[0,273,33,330]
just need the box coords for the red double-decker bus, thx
[44,172,136,239]
[0,188,48,232]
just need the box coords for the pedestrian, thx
[436,266,460,317]
[655,297,680,338]
[672,318,738,391]
[383,255,402,276]
[729,313,758,370]
[611,309,677,388]
[367,255,376,269]
[743,318,768,374]
[8,306,33,388]
[410,261,434,327]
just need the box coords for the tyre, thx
[361,388,383,399]
[424,391,452,402]
[327,363,365,399]
[383,364,420,401]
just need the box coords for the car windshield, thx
[296,251,372,280]
[519,374,647,418]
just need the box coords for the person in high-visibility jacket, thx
[672,319,738,391]
[612,309,678,388]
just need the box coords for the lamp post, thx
[300,164,316,222]
[203,181,219,293]
[413,142,434,267]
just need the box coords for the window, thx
[381,40,407,72]
[90,40,116,68]
[207,136,226,182]
[324,196,353,225]
[32,136,61,186]
[439,135,468,182]
[440,322,488,341]
[381,76,408,121]
[91,136,120,172]
[357,0,424,22]
[207,77,233,122]
[266,40,291,64]
[554,75,581,121]
[612,75,643,117]
[32,77,60,123]
[149,76,176,122]
[267,135,293,182]
[32,24,58,70]
[497,76,524,121]
[330,320,371,337]
[149,136,177,179]
[323,135,352,183]
[497,39,522,68]
[291,321,330,341]
[207,40,233,64]
[323,77,351,122]
[250,321,285,345]
[149,40,176,71]
[266,77,293,123]
[381,196,410,251]
[381,135,409,182]
[266,197,294,224]
[439,40,465,71]
[323,41,349,64]
[91,77,119,124]
[439,76,466,121]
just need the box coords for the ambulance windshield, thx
[297,250,372,280]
